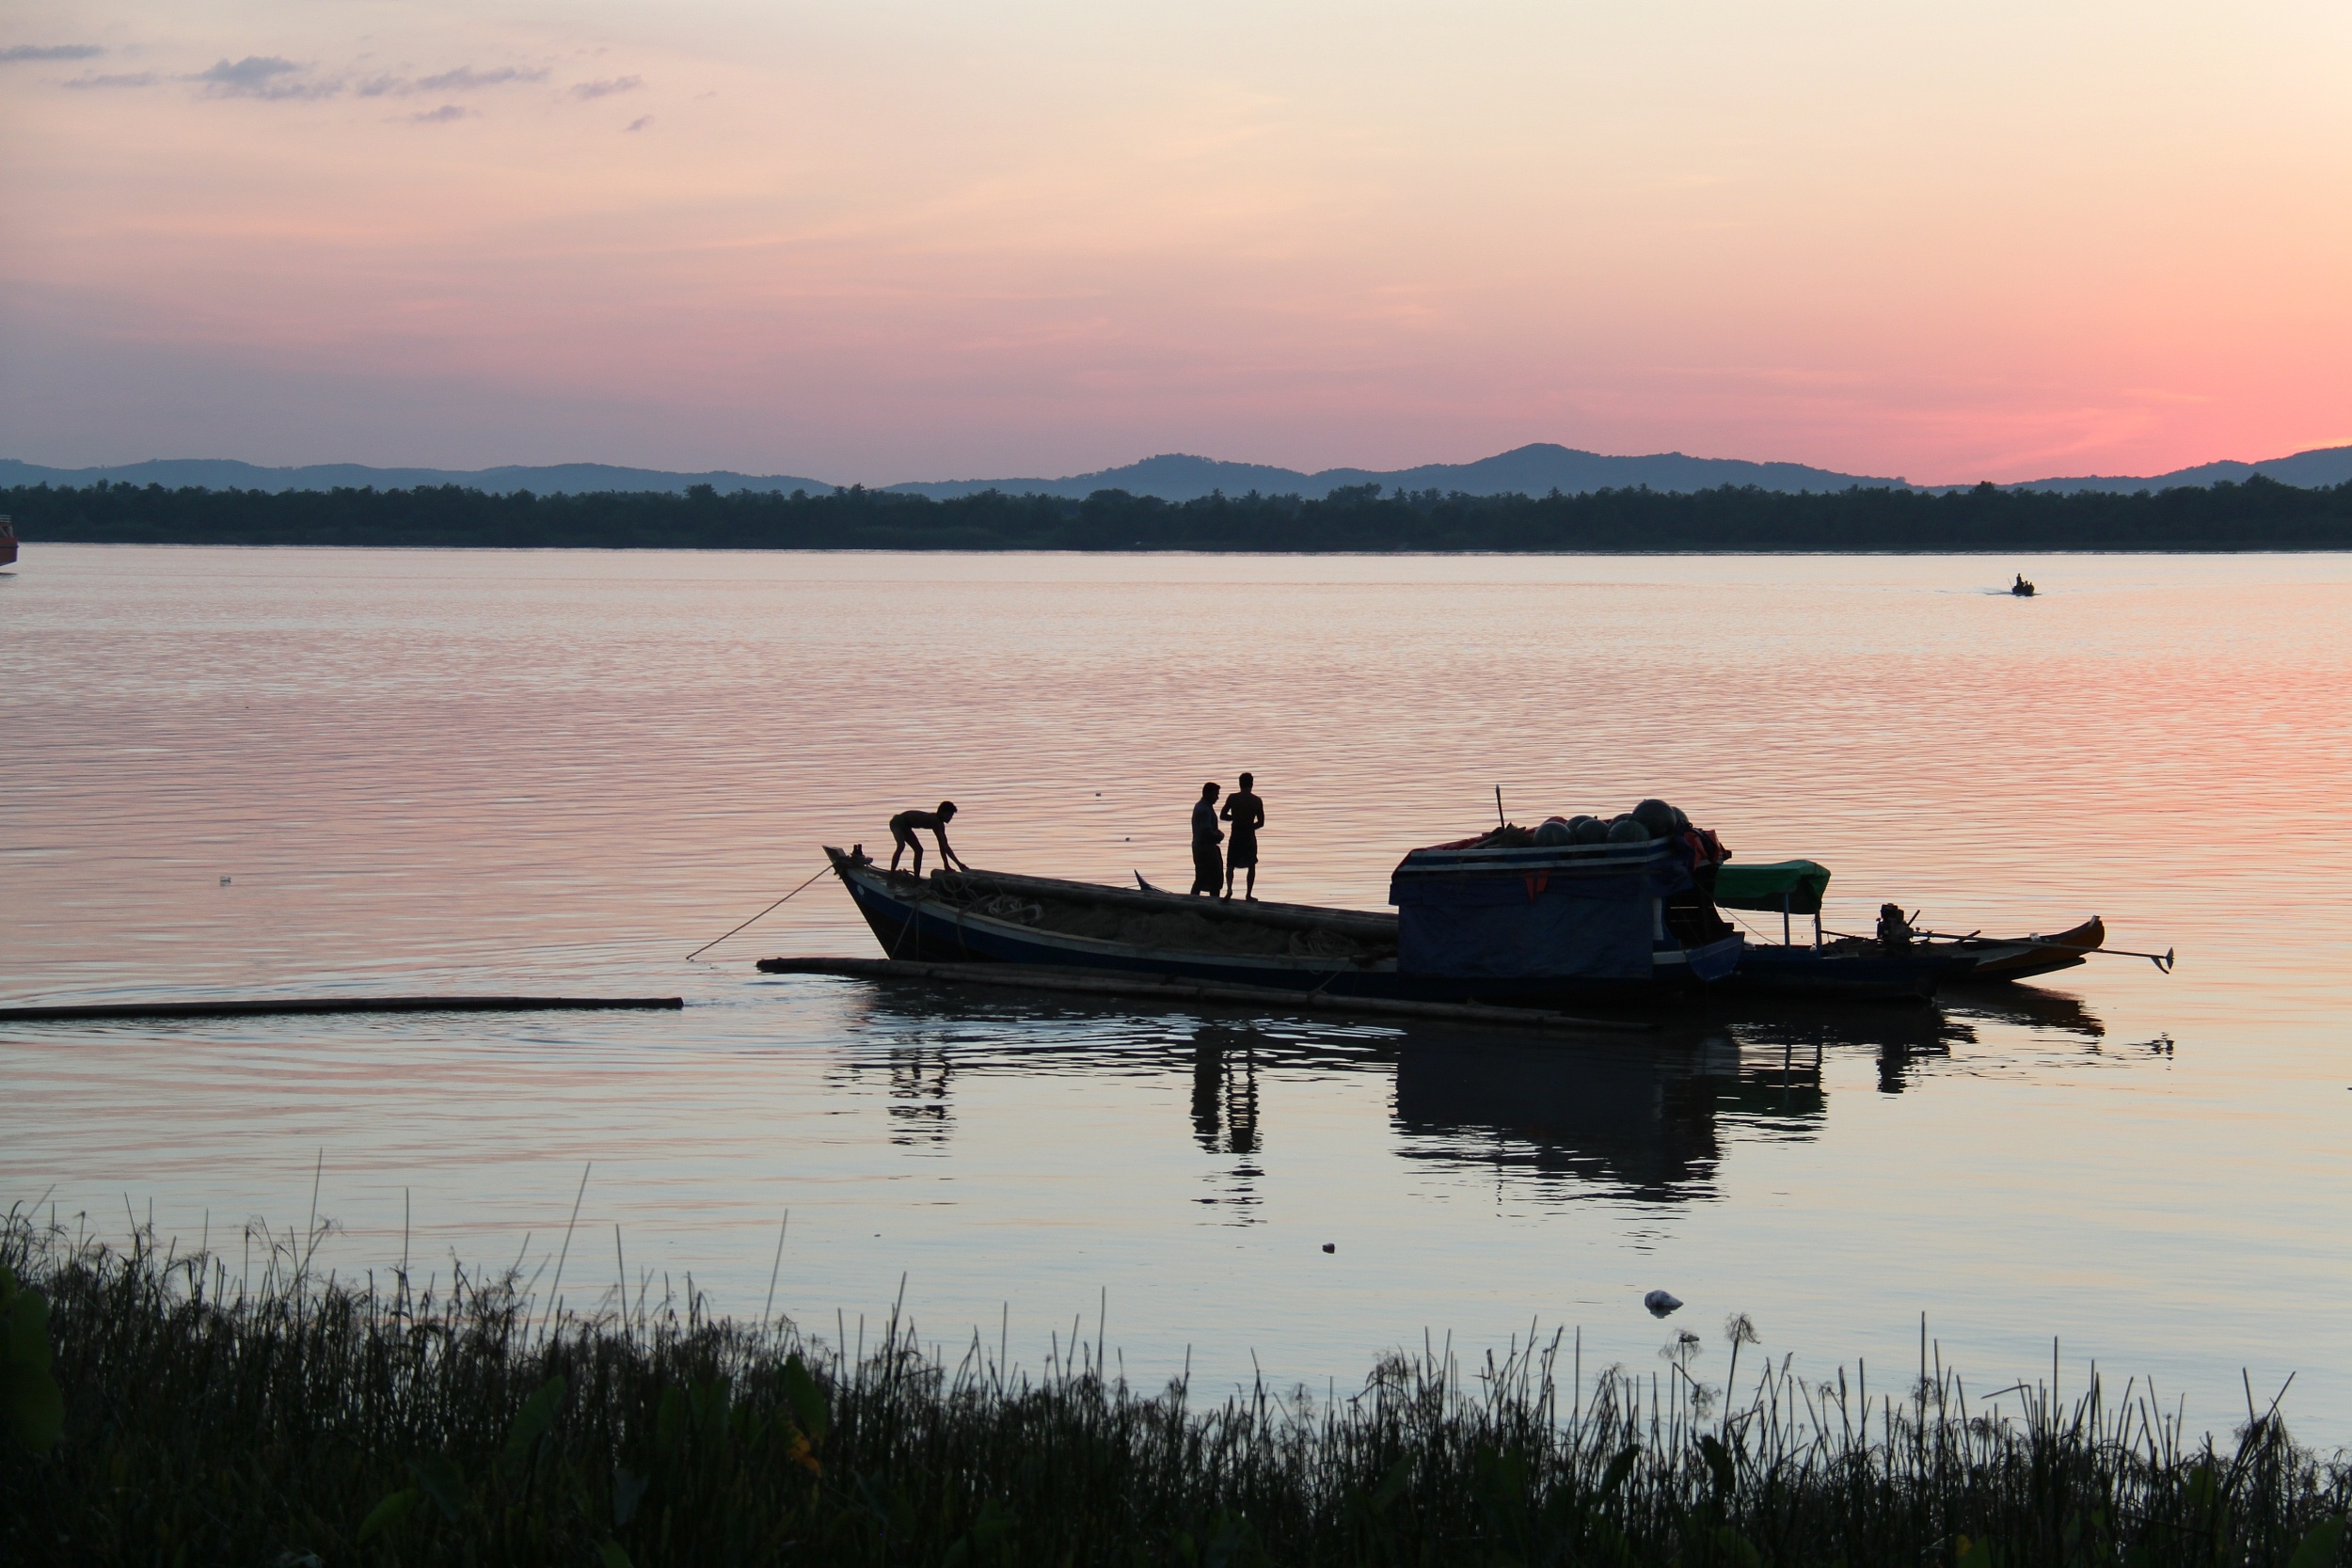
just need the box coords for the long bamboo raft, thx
[0,995,685,1023]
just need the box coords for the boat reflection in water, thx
[1393,1032,1739,1199]
[811,977,2109,1206]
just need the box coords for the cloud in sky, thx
[419,65,542,91]
[195,55,337,100]
[362,64,547,96]
[3,43,104,61]
[6,0,2349,483]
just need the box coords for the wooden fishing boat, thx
[803,836,1744,1006]
[1711,860,1971,1001]
[1919,916,2105,981]
[1709,853,2113,996]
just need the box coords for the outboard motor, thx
[1877,903,1917,952]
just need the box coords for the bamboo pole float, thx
[756,955,1654,1036]
[0,996,684,1023]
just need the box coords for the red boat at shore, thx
[0,516,16,567]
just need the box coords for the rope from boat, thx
[1302,964,1350,1003]
[686,863,833,960]
[891,889,923,958]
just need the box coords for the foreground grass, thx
[2,1212,2346,1567]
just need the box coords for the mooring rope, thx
[686,863,833,961]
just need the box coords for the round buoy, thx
[1632,799,1677,836]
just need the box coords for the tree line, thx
[8,475,2352,551]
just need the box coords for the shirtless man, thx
[888,801,969,876]
[1220,772,1265,900]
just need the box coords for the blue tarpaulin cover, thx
[1389,842,1690,979]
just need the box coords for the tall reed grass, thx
[2,1205,2345,1567]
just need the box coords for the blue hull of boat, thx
[830,854,1741,1006]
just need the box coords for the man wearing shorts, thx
[889,801,969,876]
[1220,772,1264,900]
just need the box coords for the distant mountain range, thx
[883,447,1917,500]
[6,441,2349,501]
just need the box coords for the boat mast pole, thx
[1782,892,1791,947]
[1494,785,1505,827]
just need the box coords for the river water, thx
[4,545,2348,1438]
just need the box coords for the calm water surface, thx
[5,546,2349,1437]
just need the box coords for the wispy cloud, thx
[361,64,548,97]
[625,115,653,133]
[408,103,469,123]
[570,75,642,100]
[420,65,542,91]
[62,71,156,88]
[3,43,104,62]
[196,55,338,101]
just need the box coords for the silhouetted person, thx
[889,800,969,876]
[1221,771,1265,900]
[1189,782,1224,896]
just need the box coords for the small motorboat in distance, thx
[2011,573,2037,596]
[0,515,16,568]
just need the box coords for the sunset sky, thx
[4,0,2347,485]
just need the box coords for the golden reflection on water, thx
[2,546,2348,1435]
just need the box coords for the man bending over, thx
[889,801,970,876]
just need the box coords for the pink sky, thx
[4,0,2347,485]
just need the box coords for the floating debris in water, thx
[1645,1290,1683,1317]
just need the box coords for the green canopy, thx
[1712,860,1831,915]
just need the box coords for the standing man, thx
[1221,772,1265,901]
[888,800,970,877]
[1189,782,1224,896]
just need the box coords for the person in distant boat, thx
[1220,772,1265,900]
[888,801,969,877]
[1190,782,1225,896]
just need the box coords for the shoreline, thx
[6,1212,2349,1566]
[10,475,2352,555]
